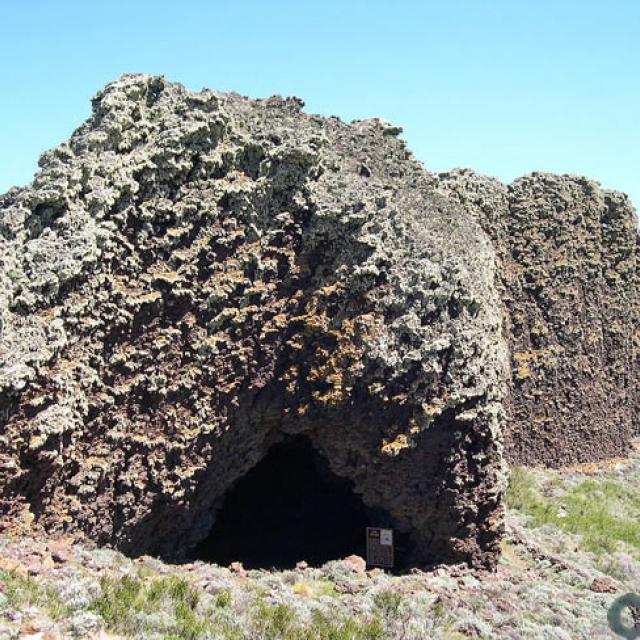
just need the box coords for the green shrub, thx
[91,574,144,628]
[252,602,298,639]
[560,480,640,553]
[431,598,448,622]
[0,569,70,620]
[308,609,386,640]
[506,467,640,556]
[505,467,555,522]
[302,579,340,599]
[215,588,233,608]
[91,573,212,640]
[251,601,387,640]
[372,589,404,618]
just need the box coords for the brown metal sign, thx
[366,527,394,568]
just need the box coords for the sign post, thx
[366,527,394,568]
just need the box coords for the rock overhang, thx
[16,72,640,569]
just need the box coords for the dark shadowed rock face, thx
[0,75,507,568]
[438,169,639,467]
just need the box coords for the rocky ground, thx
[1,443,639,639]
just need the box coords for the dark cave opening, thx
[192,435,380,570]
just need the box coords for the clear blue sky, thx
[1,1,638,209]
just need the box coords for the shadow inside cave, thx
[191,435,385,570]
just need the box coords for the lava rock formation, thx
[0,75,508,569]
[0,75,637,569]
[438,170,639,466]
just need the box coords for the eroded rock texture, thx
[0,75,507,568]
[438,170,639,466]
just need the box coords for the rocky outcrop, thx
[1,73,637,568]
[438,170,639,466]
[0,75,508,568]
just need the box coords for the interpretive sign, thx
[366,527,394,568]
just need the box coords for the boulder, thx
[0,75,507,569]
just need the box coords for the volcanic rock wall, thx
[0,75,507,568]
[438,170,639,466]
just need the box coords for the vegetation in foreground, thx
[506,467,640,556]
[0,445,639,639]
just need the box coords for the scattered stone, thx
[0,482,639,640]
[20,622,42,635]
[334,580,365,594]
[342,555,367,575]
[358,163,372,177]
[589,576,618,593]
[0,556,27,578]
[5,610,22,623]
[40,553,55,570]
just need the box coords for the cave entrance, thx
[192,435,374,569]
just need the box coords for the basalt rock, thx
[0,75,508,569]
[2,74,638,567]
[438,170,639,466]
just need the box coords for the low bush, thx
[506,468,640,556]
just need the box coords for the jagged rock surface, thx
[0,75,508,568]
[438,170,639,466]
